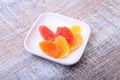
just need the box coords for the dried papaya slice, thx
[55,27,74,44]
[70,25,83,52]
[39,40,61,58]
[39,25,55,40]
[70,25,82,34]
[70,34,83,52]
[54,36,70,58]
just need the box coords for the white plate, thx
[24,12,91,65]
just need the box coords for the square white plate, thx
[24,12,91,65]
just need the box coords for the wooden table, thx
[0,0,120,80]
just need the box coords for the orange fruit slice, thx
[70,25,83,52]
[54,36,70,58]
[39,40,61,58]
[70,25,82,34]
[70,34,83,52]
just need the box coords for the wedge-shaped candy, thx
[70,34,83,51]
[54,36,70,58]
[70,25,82,34]
[39,40,61,58]
[39,25,55,40]
[70,25,83,51]
[55,27,74,44]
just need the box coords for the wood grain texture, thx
[0,0,120,80]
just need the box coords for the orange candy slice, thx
[70,34,83,51]
[70,25,82,34]
[70,25,83,52]
[54,36,70,58]
[39,40,61,58]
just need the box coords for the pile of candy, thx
[39,25,83,58]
